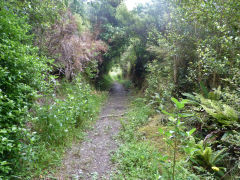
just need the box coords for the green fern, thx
[200,81,209,98]
[182,92,200,105]
[191,141,227,175]
[198,95,238,125]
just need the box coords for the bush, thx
[0,2,108,178]
[145,60,174,108]
[0,3,50,177]
[183,90,240,178]
[33,76,105,145]
[96,74,114,90]
[27,76,107,177]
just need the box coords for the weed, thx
[21,76,107,178]
[112,142,161,179]
[119,97,153,142]
[112,97,161,179]
[160,97,195,180]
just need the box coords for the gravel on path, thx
[55,82,128,180]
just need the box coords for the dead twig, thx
[101,113,126,119]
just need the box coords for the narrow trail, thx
[55,82,128,179]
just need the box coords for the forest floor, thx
[54,82,129,179]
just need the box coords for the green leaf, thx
[159,155,169,162]
[169,116,176,122]
[171,97,179,104]
[187,128,196,136]
[165,131,172,137]
[161,109,176,117]
[159,128,164,135]
[171,97,184,109]
[177,120,181,125]
[181,99,189,104]
[179,113,194,118]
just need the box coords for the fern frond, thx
[200,96,238,125]
[211,148,227,165]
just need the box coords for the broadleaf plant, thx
[159,97,195,180]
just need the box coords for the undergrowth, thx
[117,79,132,90]
[112,96,203,180]
[112,97,162,179]
[97,74,115,90]
[112,142,161,179]
[19,76,107,179]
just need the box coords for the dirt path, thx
[55,82,128,179]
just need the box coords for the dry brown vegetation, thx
[40,11,108,80]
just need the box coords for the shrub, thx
[190,141,227,177]
[22,76,107,178]
[183,90,240,178]
[0,3,51,177]
[43,11,108,80]
[198,95,238,126]
[33,76,105,145]
[145,60,174,108]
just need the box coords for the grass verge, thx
[20,76,107,179]
[112,95,200,180]
[112,96,162,179]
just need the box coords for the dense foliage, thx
[0,2,51,176]
[0,0,239,179]
[107,0,240,179]
[0,0,107,178]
